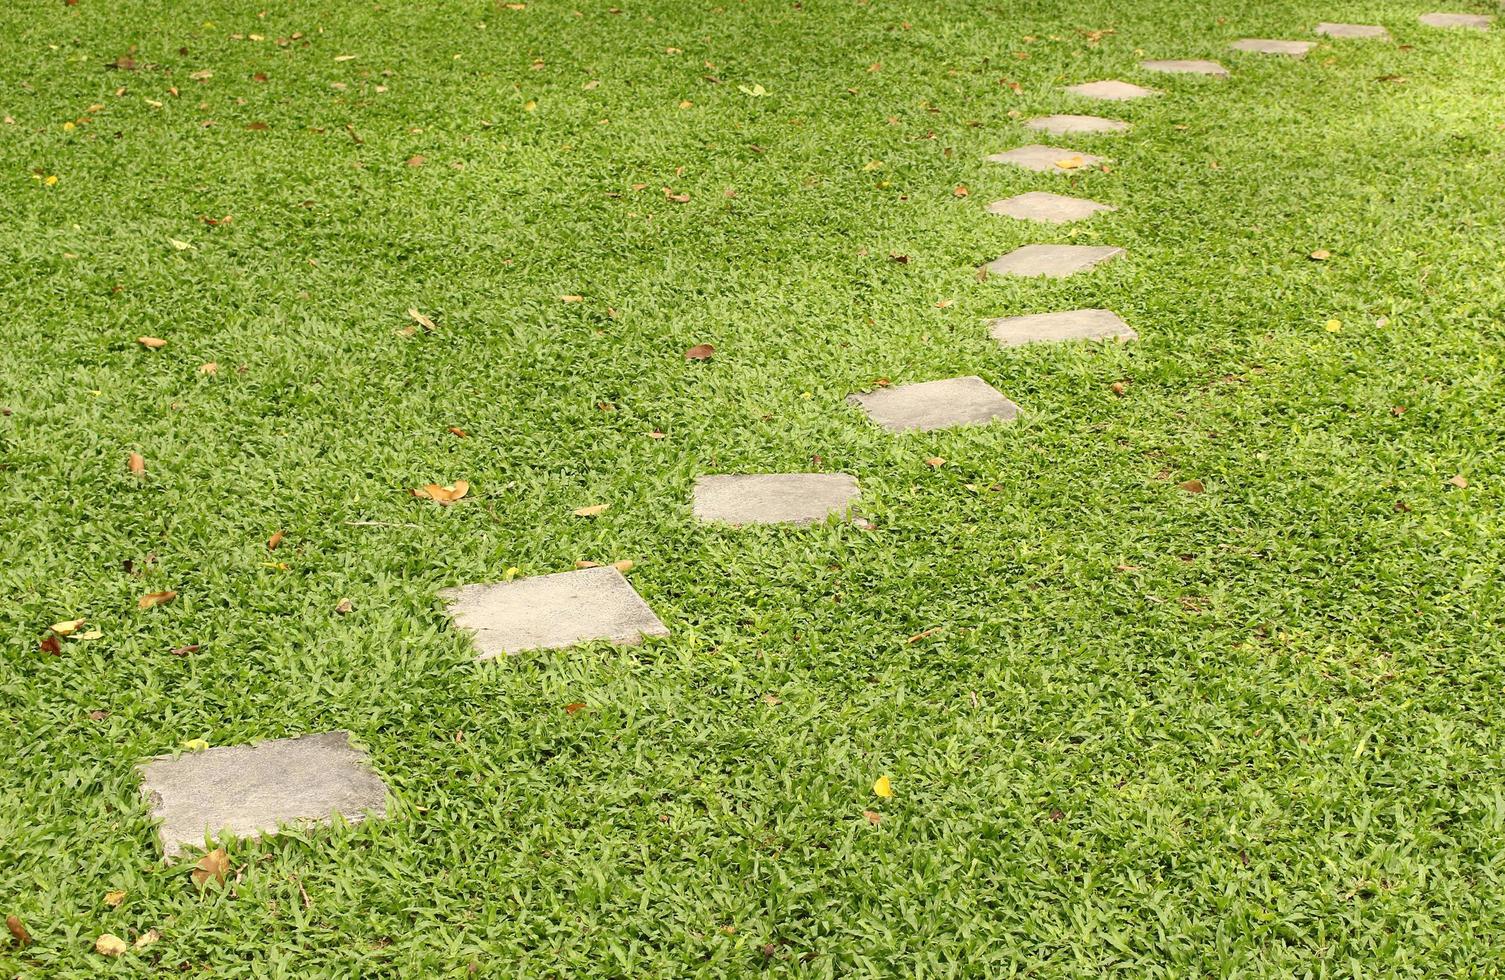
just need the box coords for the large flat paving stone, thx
[1140,59,1230,76]
[986,144,1107,173]
[693,473,859,525]
[441,565,668,658]
[1418,12,1492,29]
[1065,80,1159,100]
[987,308,1137,347]
[848,376,1018,433]
[138,731,389,857]
[985,244,1124,279]
[1023,114,1129,135]
[1315,22,1391,39]
[1230,38,1316,56]
[986,191,1114,224]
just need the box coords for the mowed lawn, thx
[3,0,1505,973]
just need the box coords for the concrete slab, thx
[1315,22,1391,39]
[441,565,668,658]
[137,731,389,857]
[693,473,860,525]
[986,191,1115,224]
[1230,38,1316,56]
[1065,80,1159,100]
[984,244,1125,278]
[1418,12,1492,28]
[1023,114,1130,135]
[987,308,1137,347]
[1139,59,1230,76]
[985,144,1106,173]
[848,376,1018,433]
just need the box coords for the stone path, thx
[126,5,1498,861]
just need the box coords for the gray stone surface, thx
[138,731,389,857]
[985,144,1106,173]
[693,473,859,525]
[848,376,1018,433]
[1065,80,1159,100]
[1315,22,1390,39]
[441,565,668,658]
[1023,113,1130,135]
[1418,12,1492,28]
[985,244,1125,279]
[987,308,1137,347]
[986,192,1115,224]
[1139,59,1230,76]
[1230,38,1316,56]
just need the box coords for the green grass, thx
[3,0,1504,973]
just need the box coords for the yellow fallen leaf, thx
[862,160,883,171]
[169,238,192,250]
[1054,155,1085,169]
[1309,249,1331,261]
[77,629,104,640]
[181,738,210,751]
[738,83,767,96]
[134,929,160,949]
[559,294,584,302]
[44,174,59,186]
[95,934,127,957]
[104,890,126,908]
[51,618,86,635]
[198,361,218,375]
[524,100,538,112]
[612,559,635,573]
[872,775,893,798]
[1325,318,1342,333]
[407,307,437,332]
[572,503,610,518]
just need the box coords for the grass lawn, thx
[3,0,1505,973]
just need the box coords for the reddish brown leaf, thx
[127,452,146,476]
[6,915,30,946]
[564,702,587,714]
[170,643,200,656]
[684,343,715,361]
[39,634,62,656]
[447,426,469,438]
[267,530,284,550]
[138,590,177,609]
[1178,479,1205,494]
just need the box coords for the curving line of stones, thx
[136,11,1496,859]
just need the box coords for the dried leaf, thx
[564,702,587,714]
[1053,155,1085,169]
[1448,474,1469,489]
[6,915,30,947]
[137,336,167,349]
[104,890,126,908]
[406,307,437,332]
[267,530,284,550]
[169,643,200,656]
[191,848,230,889]
[559,294,584,303]
[134,929,160,949]
[952,185,969,197]
[138,590,177,609]
[169,238,193,250]
[414,481,468,504]
[334,598,355,615]
[95,933,128,956]
[1111,381,1128,396]
[1178,479,1205,494]
[872,775,894,798]
[406,154,426,167]
[51,618,85,635]
[198,362,218,375]
[864,810,883,824]
[447,426,469,438]
[128,452,146,476]
[611,559,635,573]
[1309,249,1331,261]
[924,457,945,469]
[684,343,715,361]
[572,503,610,518]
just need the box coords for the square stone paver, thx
[848,376,1018,433]
[1315,22,1391,39]
[985,244,1124,279]
[1139,59,1230,76]
[441,565,669,658]
[986,192,1115,224]
[1418,12,1492,29]
[985,144,1107,173]
[1023,114,1130,135]
[693,473,859,525]
[1065,80,1159,100]
[987,308,1137,347]
[138,731,389,857]
[1230,38,1316,57]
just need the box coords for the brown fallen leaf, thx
[406,307,436,332]
[191,848,230,889]
[246,121,268,131]
[414,481,468,504]
[39,634,62,655]
[198,361,218,375]
[138,590,177,609]
[6,914,30,946]
[169,643,200,656]
[134,929,160,950]
[564,702,587,714]
[406,154,425,167]
[663,187,690,203]
[334,598,355,615]
[906,627,943,643]
[1178,479,1205,494]
[104,890,126,908]
[924,457,945,469]
[952,185,968,197]
[1110,381,1127,396]
[267,530,284,550]
[447,426,468,438]
[572,503,610,518]
[1448,474,1469,489]
[95,933,128,956]
[864,810,883,825]
[612,559,635,573]
[127,451,146,476]
[1309,249,1331,261]
[137,336,167,349]
[684,343,715,361]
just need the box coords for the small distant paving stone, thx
[1139,59,1230,77]
[1418,12,1492,29]
[1230,38,1316,57]
[1315,22,1391,39]
[987,309,1137,347]
[138,731,389,857]
[985,244,1124,279]
[986,191,1115,224]
[441,565,669,659]
[848,376,1018,433]
[1064,80,1159,100]
[1024,114,1130,135]
[693,473,860,525]
[985,144,1107,173]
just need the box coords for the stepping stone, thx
[1418,12,1492,29]
[1230,38,1316,57]
[1315,22,1390,39]
[984,244,1124,279]
[1065,80,1159,100]
[1023,114,1130,135]
[693,473,860,525]
[987,308,1137,347]
[1139,59,1230,77]
[986,191,1115,224]
[137,731,389,857]
[848,376,1018,433]
[985,144,1106,173]
[441,565,668,659]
